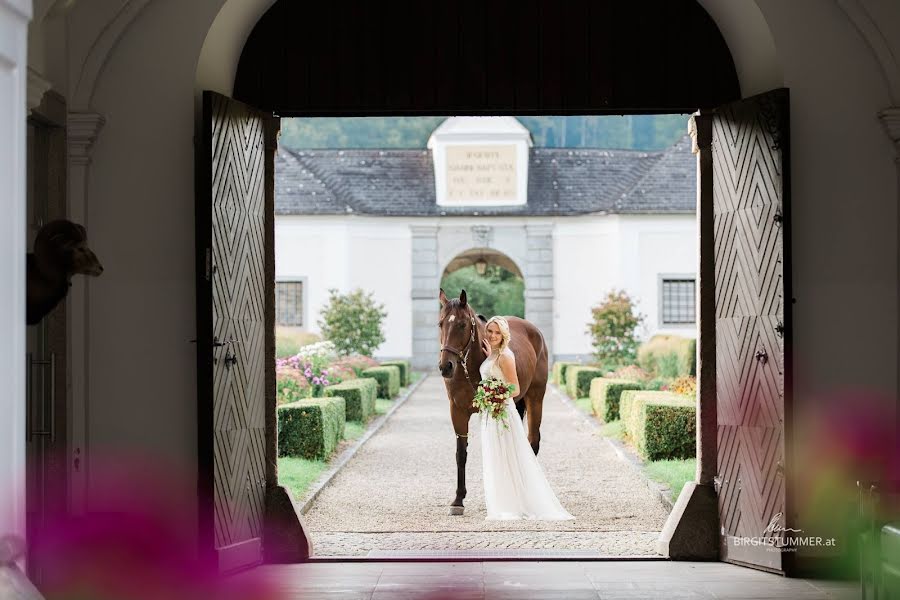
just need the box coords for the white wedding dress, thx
[479,347,574,521]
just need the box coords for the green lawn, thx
[644,458,697,503]
[375,398,393,415]
[343,420,366,441]
[568,395,693,502]
[600,419,624,441]
[575,397,592,414]
[278,373,417,501]
[277,457,328,499]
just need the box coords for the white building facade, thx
[276,117,698,368]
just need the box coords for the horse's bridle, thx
[439,315,478,389]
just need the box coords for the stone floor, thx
[303,374,671,556]
[231,560,861,599]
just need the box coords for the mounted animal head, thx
[438,288,482,379]
[33,219,103,278]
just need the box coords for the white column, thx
[0,0,32,562]
[410,225,439,371]
[66,112,104,514]
[524,223,555,358]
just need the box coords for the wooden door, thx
[196,91,277,572]
[25,105,69,587]
[711,89,793,573]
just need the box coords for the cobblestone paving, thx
[314,531,664,557]
[304,374,671,556]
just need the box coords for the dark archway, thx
[231,0,751,569]
[234,0,740,116]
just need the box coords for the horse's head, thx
[438,288,481,379]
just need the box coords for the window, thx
[661,278,696,325]
[276,280,304,327]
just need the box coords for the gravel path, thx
[304,374,671,556]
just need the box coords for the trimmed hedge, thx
[380,360,410,387]
[590,378,644,422]
[637,335,696,378]
[324,378,377,422]
[566,366,605,399]
[361,365,400,398]
[277,396,346,460]
[558,362,582,387]
[551,361,579,385]
[620,391,695,461]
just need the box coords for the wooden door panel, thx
[712,88,791,573]
[198,91,273,571]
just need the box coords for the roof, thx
[427,116,533,147]
[275,136,695,217]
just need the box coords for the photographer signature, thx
[763,512,802,534]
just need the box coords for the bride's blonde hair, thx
[485,316,511,354]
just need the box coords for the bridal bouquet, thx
[472,377,517,430]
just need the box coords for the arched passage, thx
[216,0,746,567]
[440,247,527,320]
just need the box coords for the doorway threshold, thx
[304,551,670,562]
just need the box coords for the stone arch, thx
[441,247,524,280]
[410,224,555,370]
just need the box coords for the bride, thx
[479,316,574,521]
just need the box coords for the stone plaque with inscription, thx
[445,144,517,203]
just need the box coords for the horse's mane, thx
[441,298,474,317]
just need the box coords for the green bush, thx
[324,378,377,422]
[318,288,387,356]
[361,365,400,398]
[637,335,696,378]
[566,366,605,399]
[558,362,583,388]
[277,397,346,460]
[551,361,579,385]
[380,360,410,387]
[590,378,644,422]
[620,391,695,461]
[441,264,525,318]
[586,290,645,368]
[275,328,322,359]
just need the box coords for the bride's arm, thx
[497,353,520,397]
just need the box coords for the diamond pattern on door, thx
[198,92,272,569]
[711,89,791,572]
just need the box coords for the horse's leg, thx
[449,405,470,515]
[515,398,526,421]
[525,382,546,455]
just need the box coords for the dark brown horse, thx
[438,288,550,515]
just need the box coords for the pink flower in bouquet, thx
[472,377,517,430]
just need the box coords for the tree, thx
[317,288,387,357]
[586,290,645,368]
[440,265,525,318]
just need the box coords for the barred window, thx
[276,281,304,327]
[661,278,696,324]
